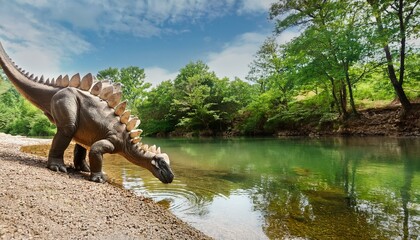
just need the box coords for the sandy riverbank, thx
[0,133,211,239]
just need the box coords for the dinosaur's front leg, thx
[73,144,90,172]
[88,139,115,183]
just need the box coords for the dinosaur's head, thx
[113,109,174,184]
[124,142,174,184]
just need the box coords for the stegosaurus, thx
[0,41,174,184]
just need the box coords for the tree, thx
[137,80,177,135]
[173,60,211,92]
[0,70,4,83]
[248,37,295,110]
[97,66,151,113]
[366,0,419,113]
[171,63,222,132]
[0,87,55,136]
[168,61,255,134]
[269,0,381,118]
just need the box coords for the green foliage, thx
[0,87,55,136]
[29,115,56,136]
[138,80,177,135]
[97,66,151,113]
[236,91,275,135]
[5,0,419,137]
[136,61,257,135]
[0,71,11,94]
[404,53,420,99]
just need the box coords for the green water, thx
[103,137,420,240]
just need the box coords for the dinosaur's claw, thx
[89,172,107,183]
[47,163,68,173]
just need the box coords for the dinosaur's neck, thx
[0,42,58,113]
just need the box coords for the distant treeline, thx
[0,0,419,136]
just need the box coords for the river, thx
[101,137,420,239]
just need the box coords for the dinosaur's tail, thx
[0,41,59,113]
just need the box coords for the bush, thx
[0,88,55,136]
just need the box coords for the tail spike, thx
[34,76,39,82]
[157,147,161,154]
[39,75,45,84]
[29,74,34,80]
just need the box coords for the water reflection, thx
[22,137,420,239]
[102,137,420,239]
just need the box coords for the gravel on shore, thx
[0,133,211,240]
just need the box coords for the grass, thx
[355,99,394,110]
[0,79,11,95]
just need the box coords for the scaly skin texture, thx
[0,41,174,184]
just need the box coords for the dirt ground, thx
[276,103,420,137]
[0,133,211,240]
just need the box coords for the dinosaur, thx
[0,42,174,184]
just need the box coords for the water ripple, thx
[120,176,226,216]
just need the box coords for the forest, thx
[0,0,419,137]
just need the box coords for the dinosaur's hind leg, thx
[74,144,90,172]
[47,89,78,173]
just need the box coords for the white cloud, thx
[144,67,178,86]
[0,0,282,81]
[206,32,266,80]
[5,1,274,38]
[276,28,301,45]
[6,0,242,38]
[143,29,301,85]
[0,1,90,78]
[408,37,420,48]
[237,0,277,14]
[206,29,300,80]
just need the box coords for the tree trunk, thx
[338,80,348,119]
[383,44,412,112]
[344,62,358,116]
[329,77,342,116]
[367,0,412,113]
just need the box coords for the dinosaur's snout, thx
[151,155,174,184]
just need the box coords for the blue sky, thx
[0,0,299,86]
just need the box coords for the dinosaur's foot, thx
[89,172,107,183]
[74,160,90,172]
[47,158,68,173]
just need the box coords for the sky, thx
[0,0,299,86]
